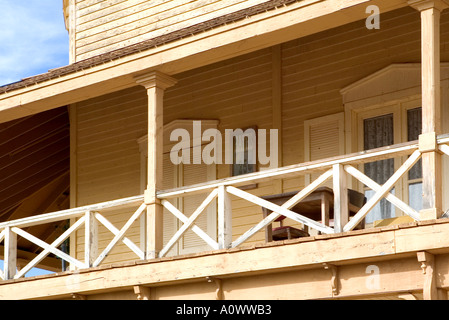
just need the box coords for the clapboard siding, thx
[74,0,268,61]
[73,48,275,262]
[165,48,274,244]
[282,7,421,175]
[76,86,147,205]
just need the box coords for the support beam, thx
[135,71,177,259]
[408,0,449,219]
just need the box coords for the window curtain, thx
[364,114,395,222]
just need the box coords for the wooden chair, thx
[265,214,310,241]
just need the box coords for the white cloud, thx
[0,0,69,86]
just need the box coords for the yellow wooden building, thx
[0,0,449,300]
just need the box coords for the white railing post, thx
[333,164,348,233]
[4,226,17,280]
[218,186,232,249]
[85,211,98,268]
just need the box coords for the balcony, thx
[0,134,448,299]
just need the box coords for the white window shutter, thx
[304,113,345,185]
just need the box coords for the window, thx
[354,102,422,224]
[230,126,258,177]
[341,64,432,224]
[363,113,395,222]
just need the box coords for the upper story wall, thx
[65,0,269,62]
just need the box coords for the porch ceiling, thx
[0,0,407,124]
[0,107,70,271]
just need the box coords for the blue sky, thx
[0,0,69,86]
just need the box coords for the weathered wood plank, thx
[333,164,348,233]
[4,227,17,280]
[84,211,99,268]
[217,186,232,249]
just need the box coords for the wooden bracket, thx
[71,293,87,300]
[417,251,438,300]
[207,277,224,300]
[134,285,152,300]
[398,293,419,300]
[323,263,339,296]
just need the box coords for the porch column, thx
[135,71,177,259]
[409,0,449,220]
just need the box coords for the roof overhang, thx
[0,0,408,124]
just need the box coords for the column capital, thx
[408,0,449,11]
[134,71,177,90]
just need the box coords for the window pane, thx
[407,107,422,142]
[409,182,423,211]
[407,107,422,180]
[364,114,394,150]
[364,114,395,222]
[364,189,395,223]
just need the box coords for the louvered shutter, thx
[304,113,345,185]
[162,152,178,256]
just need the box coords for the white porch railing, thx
[3,136,449,280]
[158,140,422,252]
[0,195,145,281]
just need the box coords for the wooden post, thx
[135,71,177,259]
[333,164,348,233]
[4,227,17,280]
[218,186,232,249]
[409,0,449,219]
[84,211,98,268]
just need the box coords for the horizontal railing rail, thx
[4,136,449,280]
[157,140,419,200]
